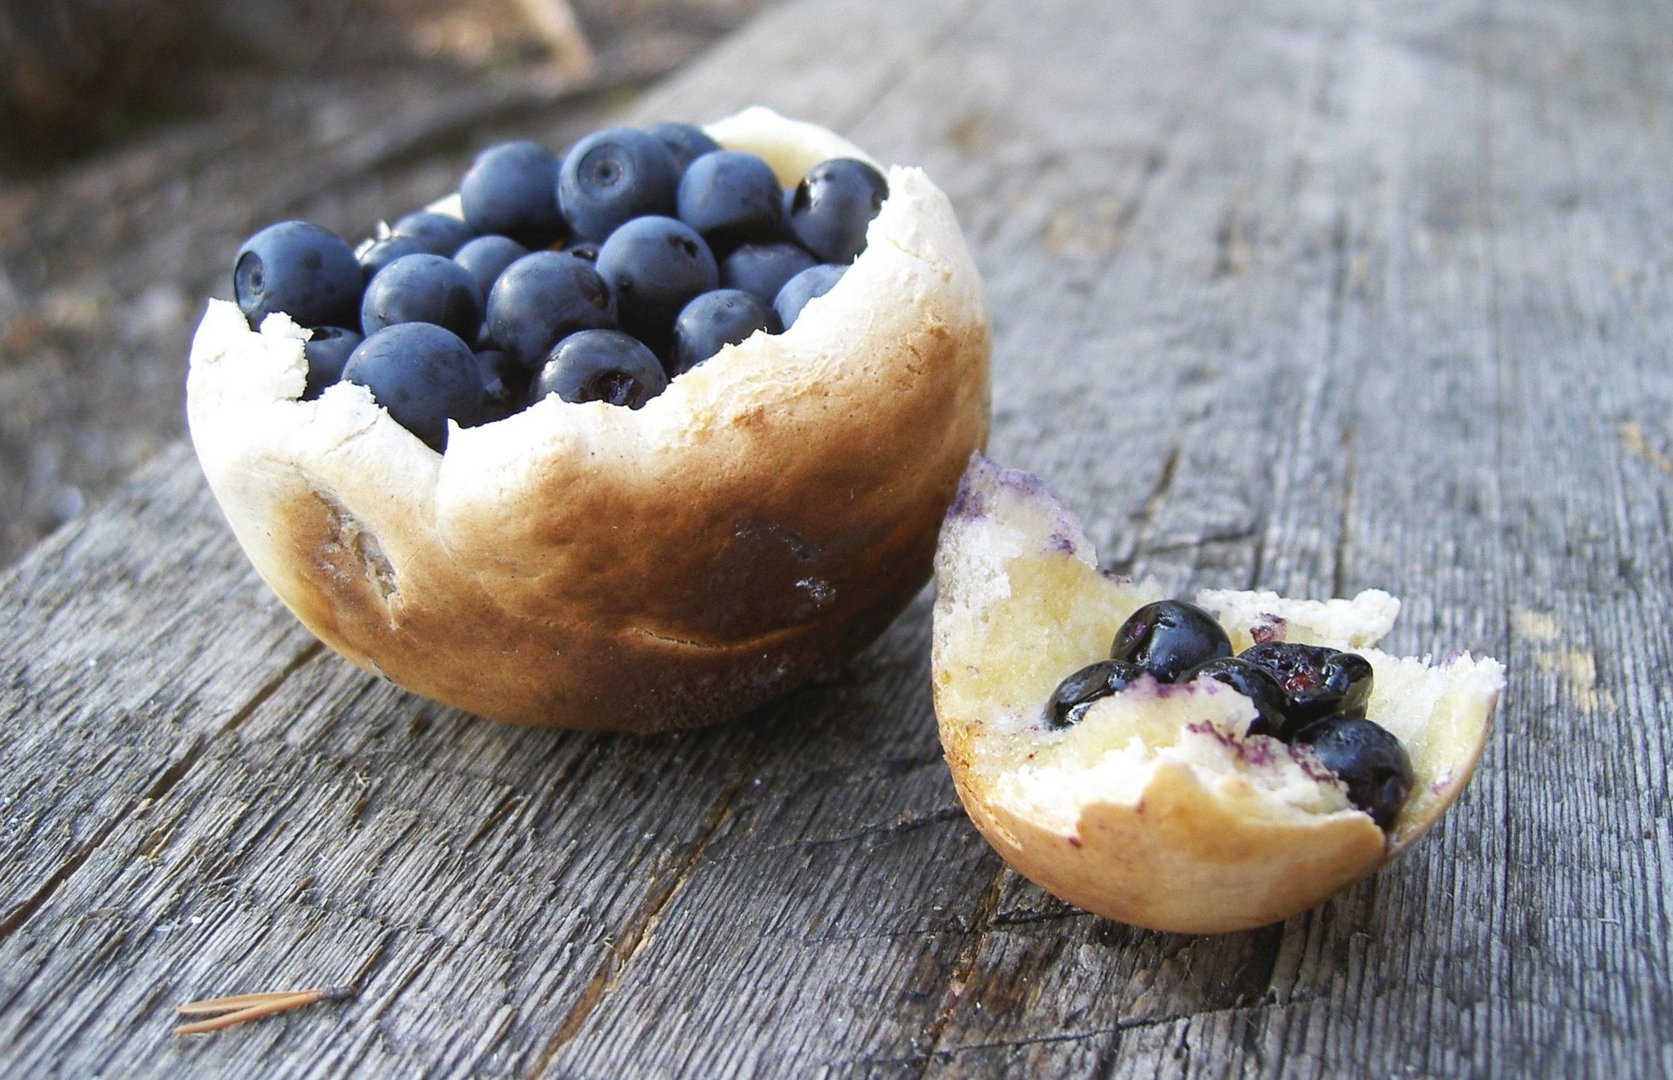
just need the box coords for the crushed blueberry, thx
[228,121,890,446]
[1240,643,1374,726]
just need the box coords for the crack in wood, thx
[0,735,202,941]
[1334,424,1357,600]
[1106,442,1181,577]
[795,804,966,848]
[911,863,1006,1077]
[0,641,320,943]
[218,641,329,737]
[524,772,751,1076]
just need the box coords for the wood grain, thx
[2,0,1670,1075]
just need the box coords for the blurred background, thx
[0,0,773,567]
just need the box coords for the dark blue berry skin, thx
[594,216,719,356]
[1182,656,1290,737]
[646,121,721,172]
[676,150,784,250]
[358,235,431,282]
[390,210,475,256]
[1046,659,1146,729]
[772,263,845,329]
[532,329,668,409]
[233,220,363,329]
[360,253,485,341]
[558,127,679,241]
[669,289,778,375]
[1109,600,1232,683]
[564,241,600,263]
[459,140,565,248]
[341,323,484,451]
[485,251,617,371]
[787,157,888,262]
[472,349,529,424]
[1291,714,1413,830]
[720,241,817,307]
[453,235,529,297]
[384,213,471,260]
[302,326,362,400]
[1239,643,1375,727]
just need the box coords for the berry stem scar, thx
[172,986,353,1036]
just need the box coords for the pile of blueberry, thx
[1047,599,1414,830]
[229,122,889,451]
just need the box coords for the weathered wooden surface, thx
[2,0,1671,1075]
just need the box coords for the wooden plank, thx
[0,0,1670,1076]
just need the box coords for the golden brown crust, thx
[941,746,1387,935]
[188,108,991,730]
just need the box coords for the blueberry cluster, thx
[1047,599,1414,830]
[229,122,889,451]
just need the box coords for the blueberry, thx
[558,127,679,241]
[1046,659,1146,729]
[459,140,565,248]
[772,263,845,329]
[453,235,529,297]
[594,215,718,356]
[787,157,888,262]
[361,253,484,341]
[669,289,777,375]
[1290,715,1413,830]
[472,348,529,424]
[1109,600,1232,683]
[358,235,431,282]
[233,220,362,329]
[676,150,784,250]
[1182,656,1290,737]
[532,329,668,409]
[301,326,362,400]
[646,121,721,172]
[390,210,474,257]
[341,323,484,451]
[1239,643,1375,726]
[720,241,818,307]
[485,251,617,370]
